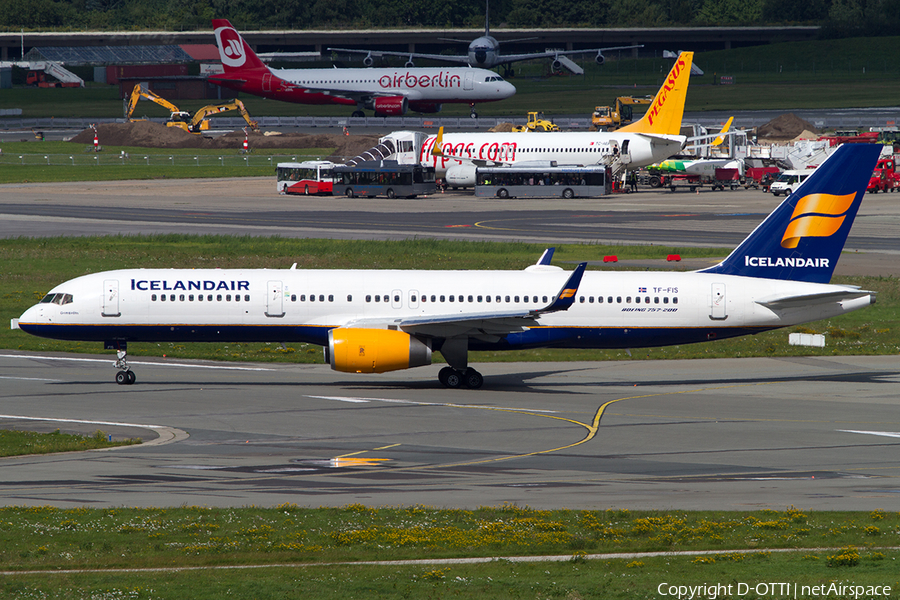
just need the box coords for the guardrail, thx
[0,152,321,168]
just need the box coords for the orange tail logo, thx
[781,192,856,248]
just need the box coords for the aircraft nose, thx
[500,81,516,98]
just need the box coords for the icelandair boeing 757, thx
[13,145,881,388]
[208,19,516,118]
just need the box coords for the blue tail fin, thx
[699,144,882,284]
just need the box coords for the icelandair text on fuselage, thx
[131,279,250,292]
[657,582,891,600]
[744,256,830,268]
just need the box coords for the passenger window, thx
[328,295,333,302]
[291,294,296,302]
[413,295,419,303]
[440,295,445,302]
[151,294,157,301]
[449,295,454,302]
[645,296,650,303]
[635,297,640,304]
[673,297,679,304]
[532,296,538,303]
[347,295,352,302]
[468,295,474,302]
[432,295,437,302]
[579,296,585,303]
[217,294,222,301]
[617,297,622,303]
[226,294,231,301]
[245,295,250,302]
[189,295,194,301]
[607,296,613,303]
[654,297,659,304]
[598,296,603,304]
[542,296,548,303]
[495,296,501,303]
[170,294,175,302]
[589,296,594,303]
[663,297,669,304]
[366,295,371,302]
[301,294,306,301]
[485,296,490,303]
[161,295,166,301]
[374,295,380,302]
[505,296,510,303]
[514,296,519,302]
[626,296,631,303]
[320,295,326,302]
[207,295,213,301]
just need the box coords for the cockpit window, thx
[39,293,73,305]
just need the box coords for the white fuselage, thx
[418,131,686,182]
[17,267,870,353]
[271,66,516,104]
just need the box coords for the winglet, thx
[712,116,734,146]
[536,262,587,314]
[536,247,555,266]
[431,126,445,157]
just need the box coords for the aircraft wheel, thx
[352,110,365,118]
[386,188,395,199]
[444,369,463,389]
[115,371,128,385]
[438,366,453,387]
[497,188,509,199]
[126,371,136,385]
[346,188,354,198]
[469,111,478,119]
[463,368,483,389]
[562,188,575,199]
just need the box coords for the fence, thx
[0,152,316,169]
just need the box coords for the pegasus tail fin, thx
[618,52,693,136]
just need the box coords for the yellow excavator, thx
[591,96,653,131]
[124,84,258,134]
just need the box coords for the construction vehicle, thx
[512,112,559,132]
[124,84,258,134]
[591,96,653,131]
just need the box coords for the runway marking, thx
[306,395,559,413]
[0,375,60,382]
[0,415,189,448]
[839,429,900,439]
[0,353,275,371]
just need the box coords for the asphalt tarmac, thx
[2,178,899,510]
[2,352,899,510]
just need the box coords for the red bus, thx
[277,161,336,195]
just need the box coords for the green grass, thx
[0,142,337,183]
[2,235,897,363]
[0,429,139,457]
[0,505,897,598]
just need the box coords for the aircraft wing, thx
[496,45,643,66]
[755,288,875,310]
[329,48,472,65]
[343,262,586,339]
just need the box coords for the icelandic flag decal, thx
[638,287,647,293]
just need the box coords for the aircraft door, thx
[409,289,419,309]
[710,283,727,320]
[266,280,285,317]
[620,139,632,165]
[263,72,272,93]
[391,289,402,309]
[464,71,474,91]
[102,279,121,317]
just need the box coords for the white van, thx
[770,169,814,197]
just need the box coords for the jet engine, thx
[595,53,606,66]
[372,96,408,116]
[551,59,562,72]
[445,164,477,187]
[328,328,432,373]
[408,101,442,114]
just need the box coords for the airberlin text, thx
[131,279,250,292]
[657,581,891,599]
[379,71,461,89]
[744,256,829,268]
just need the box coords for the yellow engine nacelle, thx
[327,328,432,374]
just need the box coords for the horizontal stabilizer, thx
[755,288,874,309]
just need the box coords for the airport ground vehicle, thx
[770,169,815,196]
[26,70,80,88]
[867,157,899,193]
[125,84,258,134]
[332,161,436,199]
[744,166,781,190]
[511,112,559,132]
[475,164,608,198]
[591,96,653,130]
[277,161,336,195]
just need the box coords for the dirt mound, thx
[490,122,515,132]
[68,122,381,160]
[757,114,819,140]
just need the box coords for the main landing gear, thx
[438,366,484,389]
[114,349,136,385]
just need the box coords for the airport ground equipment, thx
[511,112,559,132]
[591,96,653,131]
[124,84,258,134]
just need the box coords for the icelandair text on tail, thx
[657,582,891,599]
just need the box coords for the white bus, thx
[276,160,336,195]
[475,164,609,199]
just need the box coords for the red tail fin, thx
[212,19,267,72]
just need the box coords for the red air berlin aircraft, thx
[208,19,516,117]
